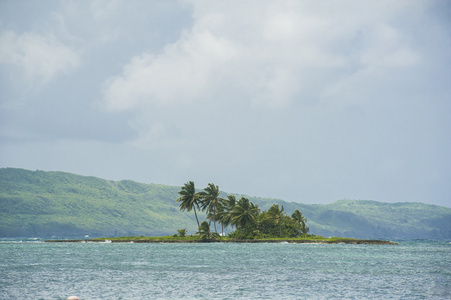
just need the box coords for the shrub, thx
[177,228,187,237]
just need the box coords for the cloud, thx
[103,0,426,113]
[1,0,449,206]
[102,29,239,111]
[89,0,121,21]
[0,30,80,85]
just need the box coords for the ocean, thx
[0,239,450,299]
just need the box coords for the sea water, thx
[0,239,450,299]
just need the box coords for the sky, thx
[1,0,450,207]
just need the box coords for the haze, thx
[1,1,450,207]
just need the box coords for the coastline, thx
[45,238,397,245]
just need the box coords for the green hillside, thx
[0,168,197,237]
[1,168,450,239]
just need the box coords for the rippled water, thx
[0,240,450,299]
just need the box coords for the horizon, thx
[1,1,450,208]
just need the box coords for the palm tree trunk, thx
[213,206,217,233]
[193,206,200,227]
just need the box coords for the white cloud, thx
[89,0,121,21]
[0,30,80,85]
[103,0,426,112]
[1,0,449,206]
[103,29,239,111]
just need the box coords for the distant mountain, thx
[1,168,450,240]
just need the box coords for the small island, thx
[47,181,397,245]
[46,236,397,245]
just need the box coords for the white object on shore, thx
[67,296,79,300]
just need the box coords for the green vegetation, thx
[177,228,187,237]
[92,235,201,242]
[229,197,259,230]
[196,221,220,240]
[80,235,396,245]
[292,209,309,236]
[228,203,310,239]
[200,183,224,234]
[1,168,450,239]
[0,168,197,237]
[177,182,311,239]
[176,181,201,227]
[176,181,313,240]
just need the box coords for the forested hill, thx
[1,168,450,240]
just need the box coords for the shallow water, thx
[0,239,450,299]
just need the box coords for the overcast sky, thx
[1,0,450,207]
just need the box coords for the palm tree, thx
[266,204,285,236]
[176,181,202,227]
[206,203,223,234]
[299,221,309,235]
[218,195,237,234]
[292,209,309,235]
[230,197,260,229]
[196,221,219,240]
[196,221,210,239]
[291,209,308,236]
[200,183,225,234]
[226,195,237,208]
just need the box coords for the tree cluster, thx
[176,181,309,240]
